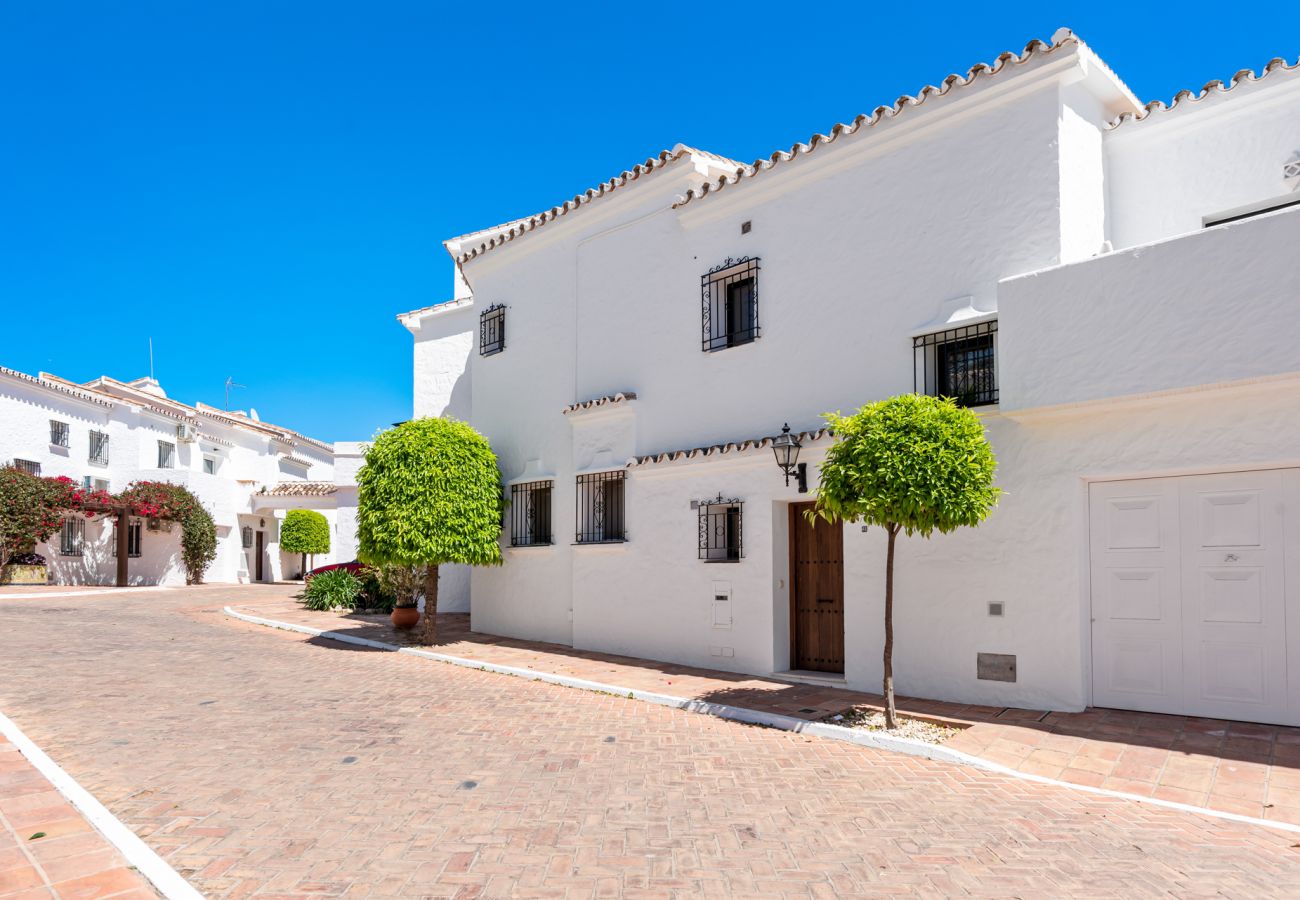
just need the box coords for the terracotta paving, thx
[3,585,1300,897]
[236,594,1300,826]
[0,734,155,899]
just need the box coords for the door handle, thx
[816,597,834,604]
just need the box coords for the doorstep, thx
[771,669,847,687]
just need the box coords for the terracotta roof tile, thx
[257,481,337,497]
[1108,56,1300,129]
[630,427,831,468]
[562,392,638,415]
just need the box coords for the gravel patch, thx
[824,706,960,744]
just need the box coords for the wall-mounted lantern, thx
[772,424,807,493]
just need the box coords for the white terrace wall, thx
[1105,69,1300,249]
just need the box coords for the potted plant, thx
[0,550,48,585]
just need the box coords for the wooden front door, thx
[789,502,845,673]
[254,531,265,582]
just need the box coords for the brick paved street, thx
[4,586,1300,897]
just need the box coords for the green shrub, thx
[358,571,397,613]
[300,567,362,611]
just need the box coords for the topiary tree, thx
[356,417,504,643]
[281,509,330,577]
[811,394,1001,728]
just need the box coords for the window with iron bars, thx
[241,526,254,549]
[11,459,41,476]
[59,517,85,556]
[112,520,142,558]
[480,304,506,356]
[510,480,553,547]
[575,471,625,543]
[697,496,743,562]
[913,319,998,407]
[50,420,69,447]
[89,430,109,465]
[158,440,175,469]
[701,257,760,351]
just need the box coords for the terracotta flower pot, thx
[390,606,420,630]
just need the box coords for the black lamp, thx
[772,424,807,493]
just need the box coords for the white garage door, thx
[1089,469,1300,726]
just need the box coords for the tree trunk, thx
[420,564,440,645]
[883,523,899,729]
[301,552,307,579]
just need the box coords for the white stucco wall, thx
[0,371,334,585]
[1106,69,1300,249]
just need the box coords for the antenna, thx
[224,376,245,410]
[148,337,155,380]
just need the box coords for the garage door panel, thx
[1092,469,1294,727]
[1196,641,1267,705]
[1197,490,1264,547]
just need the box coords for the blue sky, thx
[2,3,1294,442]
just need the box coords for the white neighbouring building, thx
[401,29,1300,726]
[0,368,342,585]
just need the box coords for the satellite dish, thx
[249,407,260,422]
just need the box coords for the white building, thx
[0,367,340,585]
[402,29,1300,726]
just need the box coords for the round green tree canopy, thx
[280,509,330,555]
[356,417,504,568]
[814,394,1001,538]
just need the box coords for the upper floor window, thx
[158,441,175,469]
[697,496,743,562]
[203,455,217,475]
[59,517,85,556]
[112,520,142,558]
[12,459,41,476]
[702,257,760,351]
[575,471,625,543]
[89,430,109,465]
[480,304,506,356]
[914,319,998,407]
[510,480,553,547]
[50,420,69,448]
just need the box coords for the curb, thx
[223,605,1300,836]
[0,711,203,899]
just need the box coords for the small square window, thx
[740,220,752,234]
[158,441,176,469]
[50,420,69,447]
[575,471,625,543]
[480,304,506,356]
[698,497,743,562]
[510,480,553,546]
[914,320,998,407]
[11,459,41,476]
[203,456,217,475]
[702,257,760,351]
[241,525,254,548]
[59,517,85,556]
[89,431,109,465]
[112,520,143,558]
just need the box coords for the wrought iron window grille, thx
[575,470,626,543]
[158,441,175,469]
[480,304,506,356]
[59,517,84,557]
[510,480,553,547]
[701,257,760,352]
[241,526,254,549]
[50,420,69,448]
[697,495,743,562]
[11,459,41,477]
[112,520,142,558]
[89,430,109,465]
[913,319,998,407]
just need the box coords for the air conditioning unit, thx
[176,422,197,443]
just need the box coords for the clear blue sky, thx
[2,3,1294,442]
